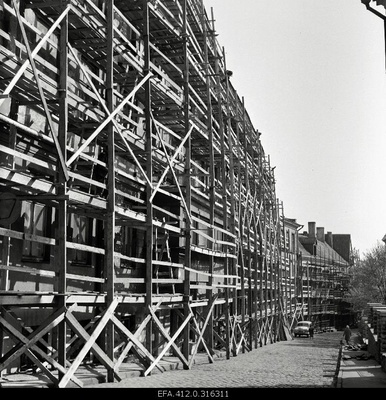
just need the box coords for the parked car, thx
[293,321,312,337]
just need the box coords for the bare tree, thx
[346,242,386,312]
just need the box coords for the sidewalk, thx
[337,332,386,388]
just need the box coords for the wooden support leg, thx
[0,305,83,387]
[111,314,164,373]
[58,299,121,388]
[187,295,218,367]
[144,307,193,376]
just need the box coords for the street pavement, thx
[87,330,343,389]
[3,329,386,391]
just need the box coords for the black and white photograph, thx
[0,0,386,392]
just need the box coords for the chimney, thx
[326,231,333,247]
[308,222,316,238]
[316,227,325,242]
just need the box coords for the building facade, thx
[299,222,353,331]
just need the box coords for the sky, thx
[203,0,386,256]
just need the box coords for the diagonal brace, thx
[149,124,194,203]
[12,0,69,181]
[111,314,165,373]
[144,306,192,376]
[58,298,121,388]
[66,72,153,167]
[0,4,71,107]
[186,294,218,367]
[114,300,163,372]
[150,111,192,223]
[67,43,152,189]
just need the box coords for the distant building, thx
[298,222,354,330]
[281,218,303,317]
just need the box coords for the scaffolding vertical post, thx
[222,46,234,359]
[269,204,275,341]
[0,98,18,366]
[241,97,248,352]
[264,207,269,345]
[278,200,285,321]
[0,98,18,293]
[182,0,191,365]
[143,0,154,356]
[57,0,69,378]
[245,124,253,351]
[216,40,230,361]
[257,145,264,346]
[105,0,115,382]
[234,114,242,356]
[206,5,216,353]
[251,144,259,349]
[275,199,281,341]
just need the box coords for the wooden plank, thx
[25,348,60,386]
[105,2,116,383]
[187,294,218,367]
[185,266,239,281]
[113,300,162,372]
[111,314,164,372]
[64,311,121,380]
[66,72,153,167]
[181,308,215,363]
[0,264,55,278]
[144,306,192,376]
[0,315,59,382]
[66,241,105,255]
[0,227,55,245]
[194,228,236,248]
[0,4,71,103]
[149,124,193,203]
[65,316,102,360]
[151,111,191,223]
[190,244,229,258]
[58,298,121,388]
[0,144,56,172]
[191,214,236,239]
[0,166,56,194]
[0,252,103,285]
[12,0,68,180]
[67,43,151,189]
[153,279,183,284]
[0,304,73,371]
[1,310,83,387]
[114,313,153,371]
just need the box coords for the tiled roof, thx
[299,235,349,266]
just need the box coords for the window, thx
[291,232,296,252]
[67,213,90,265]
[22,201,47,262]
[285,229,290,250]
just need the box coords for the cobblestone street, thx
[88,330,343,389]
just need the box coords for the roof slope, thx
[299,234,349,266]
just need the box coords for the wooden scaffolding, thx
[0,0,293,387]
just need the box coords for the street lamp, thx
[360,0,386,71]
